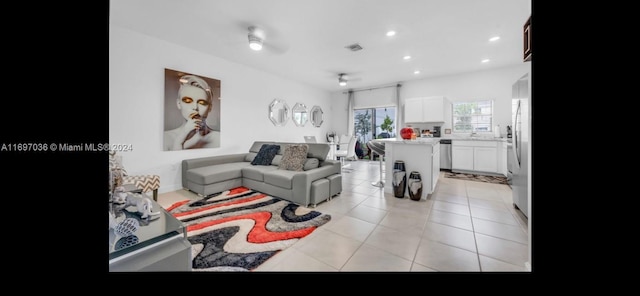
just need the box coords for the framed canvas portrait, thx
[163,68,221,150]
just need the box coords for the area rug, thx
[444,172,509,185]
[166,187,331,271]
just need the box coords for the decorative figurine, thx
[122,193,161,219]
[111,186,128,204]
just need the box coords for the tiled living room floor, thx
[157,160,530,272]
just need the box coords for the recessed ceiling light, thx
[414,70,420,74]
[403,55,411,60]
[481,59,490,63]
[489,36,500,42]
[386,31,396,37]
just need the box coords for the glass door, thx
[353,107,396,159]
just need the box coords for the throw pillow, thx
[251,144,280,166]
[279,144,309,171]
[109,153,128,175]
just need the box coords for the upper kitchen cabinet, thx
[523,16,531,62]
[404,98,424,123]
[404,96,450,123]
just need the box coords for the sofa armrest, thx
[181,153,248,188]
[320,159,341,175]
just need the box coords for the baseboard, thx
[159,184,184,194]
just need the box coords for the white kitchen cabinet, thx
[452,140,498,174]
[431,142,441,192]
[404,96,449,123]
[452,146,474,171]
[500,141,508,176]
[404,98,424,123]
[381,139,440,200]
[422,97,446,122]
[474,147,498,173]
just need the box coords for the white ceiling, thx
[110,0,531,92]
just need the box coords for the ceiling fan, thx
[246,25,288,54]
[337,73,362,86]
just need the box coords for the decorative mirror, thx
[268,98,289,126]
[310,105,324,127]
[292,103,308,127]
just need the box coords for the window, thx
[452,100,493,133]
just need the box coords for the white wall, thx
[330,63,531,138]
[109,26,332,193]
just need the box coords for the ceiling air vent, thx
[345,43,363,51]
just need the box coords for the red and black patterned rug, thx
[166,187,331,271]
[444,172,509,185]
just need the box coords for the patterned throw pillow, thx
[251,144,280,166]
[279,144,309,171]
[109,152,128,175]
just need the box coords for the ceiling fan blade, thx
[263,41,289,55]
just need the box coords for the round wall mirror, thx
[292,103,308,127]
[268,98,289,126]
[310,105,324,127]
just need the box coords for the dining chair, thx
[335,136,357,167]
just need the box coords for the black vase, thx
[393,161,406,198]
[408,171,422,201]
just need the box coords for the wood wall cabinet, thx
[523,16,531,62]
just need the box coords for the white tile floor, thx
[157,160,530,272]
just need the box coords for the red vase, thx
[400,127,414,140]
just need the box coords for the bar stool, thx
[366,141,386,188]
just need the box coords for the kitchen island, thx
[372,138,440,200]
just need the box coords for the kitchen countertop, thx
[372,138,440,146]
[374,137,507,143]
[442,136,508,142]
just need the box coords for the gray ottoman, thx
[310,178,330,207]
[327,174,342,198]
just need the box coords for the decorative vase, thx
[392,161,406,198]
[408,171,423,201]
[400,127,414,140]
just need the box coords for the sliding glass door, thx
[353,107,396,159]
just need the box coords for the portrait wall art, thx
[163,68,221,150]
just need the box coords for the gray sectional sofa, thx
[181,141,342,207]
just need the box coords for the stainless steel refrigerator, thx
[511,73,530,218]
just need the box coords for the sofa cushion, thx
[244,152,258,162]
[305,143,330,161]
[242,165,278,182]
[249,141,275,153]
[303,158,319,170]
[186,162,251,185]
[263,169,297,189]
[279,144,308,171]
[271,154,283,166]
[251,144,280,165]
